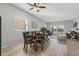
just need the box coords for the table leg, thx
[35,40,37,52]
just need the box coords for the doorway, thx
[0,16,1,56]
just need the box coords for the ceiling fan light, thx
[33,7,37,10]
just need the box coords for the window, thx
[52,24,64,32]
[57,25,64,32]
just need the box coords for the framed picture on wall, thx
[15,16,26,31]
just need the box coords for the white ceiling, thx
[11,3,79,22]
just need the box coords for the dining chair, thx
[36,31,49,51]
[23,32,33,52]
[76,33,79,40]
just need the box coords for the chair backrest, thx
[32,31,36,36]
[23,32,29,40]
[36,31,47,40]
[23,32,26,40]
[23,32,32,44]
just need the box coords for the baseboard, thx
[2,40,23,49]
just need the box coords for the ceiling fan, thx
[27,3,46,12]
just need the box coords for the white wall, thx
[47,20,74,33]
[0,3,46,48]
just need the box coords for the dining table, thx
[25,32,46,52]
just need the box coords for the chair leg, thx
[42,43,43,51]
[25,44,27,52]
[34,42,37,52]
[36,44,37,52]
[23,42,25,51]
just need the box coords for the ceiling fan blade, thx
[29,8,34,10]
[38,6,46,8]
[27,3,33,6]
